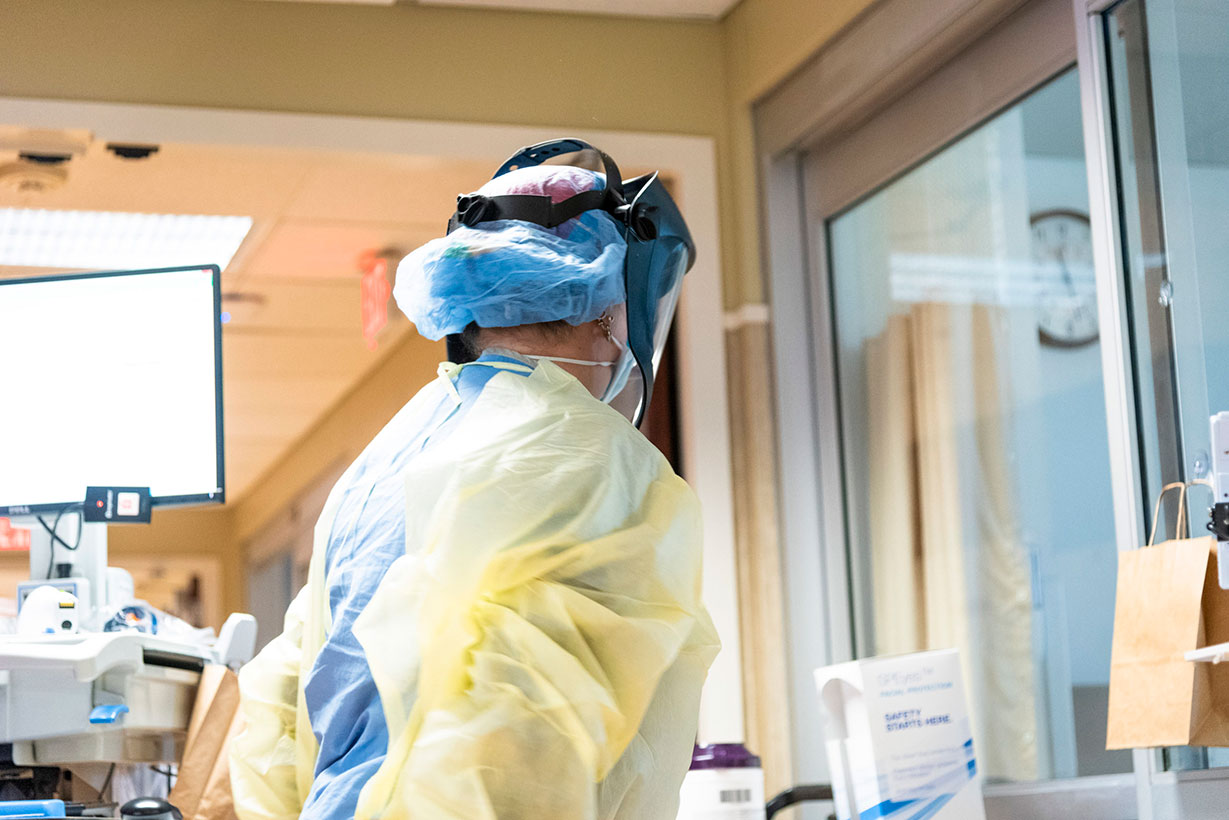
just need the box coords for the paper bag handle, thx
[1148,482,1190,546]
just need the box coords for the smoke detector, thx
[0,127,92,158]
[0,161,69,194]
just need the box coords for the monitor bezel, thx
[0,264,226,516]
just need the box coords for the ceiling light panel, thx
[0,209,252,272]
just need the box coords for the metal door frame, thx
[1075,0,1229,815]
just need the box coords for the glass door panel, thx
[823,68,1128,782]
[1103,0,1229,773]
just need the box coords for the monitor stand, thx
[24,517,108,627]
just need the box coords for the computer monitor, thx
[0,265,224,516]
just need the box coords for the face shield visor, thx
[604,172,694,425]
[446,138,696,428]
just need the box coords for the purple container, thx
[689,742,762,770]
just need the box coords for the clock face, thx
[1031,209,1099,348]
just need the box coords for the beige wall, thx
[108,506,239,623]
[718,0,876,308]
[715,0,877,788]
[724,0,874,103]
[0,1,724,137]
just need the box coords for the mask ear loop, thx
[520,313,625,369]
[524,355,616,368]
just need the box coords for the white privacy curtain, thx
[826,102,1081,782]
[865,301,1038,782]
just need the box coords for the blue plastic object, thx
[89,703,129,724]
[394,167,627,340]
[103,604,159,634]
[0,799,66,818]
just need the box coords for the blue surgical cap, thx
[394,166,628,340]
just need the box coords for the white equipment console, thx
[0,632,208,766]
[0,521,256,768]
[1209,412,1229,588]
[1185,413,1229,664]
[0,266,248,797]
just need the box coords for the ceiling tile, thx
[285,155,491,224]
[0,142,313,220]
[240,220,439,280]
[223,334,373,379]
[221,277,366,333]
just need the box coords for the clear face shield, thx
[605,241,689,423]
[608,170,695,426]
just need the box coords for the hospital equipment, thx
[1207,412,1229,588]
[676,743,767,820]
[1183,413,1229,666]
[0,265,251,812]
[15,586,80,637]
[765,785,837,819]
[120,797,182,819]
[0,264,224,518]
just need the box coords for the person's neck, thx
[513,345,604,393]
[482,326,616,396]
[480,347,535,366]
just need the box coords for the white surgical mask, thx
[600,344,635,404]
[523,353,617,368]
[523,332,634,405]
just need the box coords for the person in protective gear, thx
[229,139,720,820]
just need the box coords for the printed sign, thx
[815,649,985,820]
[360,253,392,351]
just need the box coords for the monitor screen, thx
[0,265,224,515]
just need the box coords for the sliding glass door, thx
[822,67,1128,786]
[777,0,1141,807]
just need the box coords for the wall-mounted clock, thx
[1030,208,1099,348]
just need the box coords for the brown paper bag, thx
[170,664,244,820]
[192,709,244,820]
[1107,482,1229,749]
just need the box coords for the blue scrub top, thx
[299,352,530,819]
